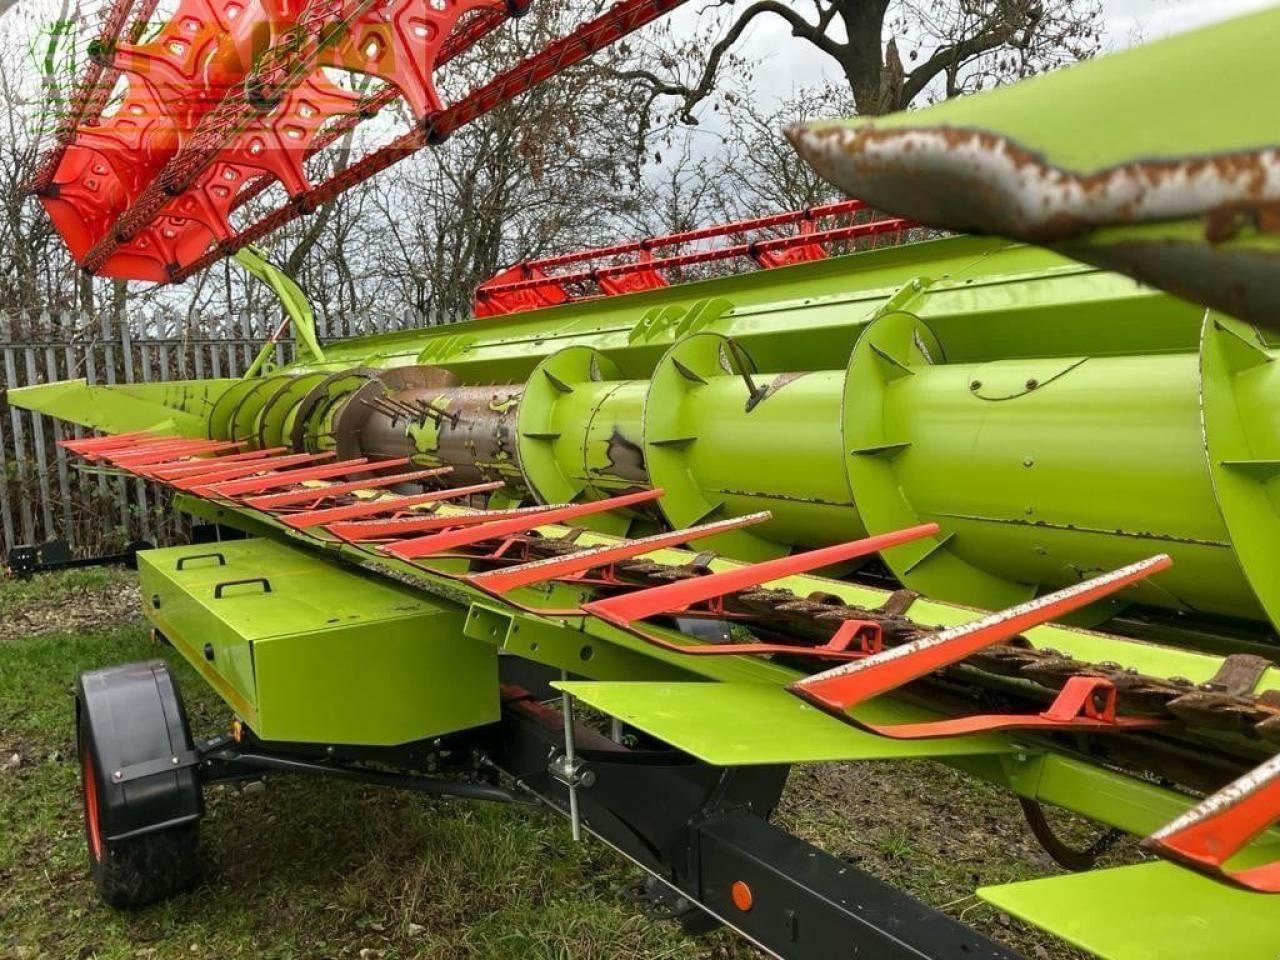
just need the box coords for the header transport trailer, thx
[10,3,1280,959]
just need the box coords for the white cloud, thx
[1101,0,1278,48]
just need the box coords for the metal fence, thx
[0,308,418,558]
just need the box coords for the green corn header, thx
[11,8,1280,960]
[27,238,1280,628]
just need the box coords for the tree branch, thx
[611,0,843,124]
[899,18,1024,107]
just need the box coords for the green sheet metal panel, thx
[788,9,1280,337]
[7,377,240,439]
[979,860,1280,960]
[139,538,497,745]
[797,9,1280,176]
[554,681,1013,765]
[311,236,1031,379]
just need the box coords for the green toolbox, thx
[139,538,498,745]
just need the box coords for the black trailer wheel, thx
[76,662,203,909]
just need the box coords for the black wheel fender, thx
[77,660,203,843]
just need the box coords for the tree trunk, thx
[837,0,892,115]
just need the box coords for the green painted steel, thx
[234,246,326,375]
[467,311,1275,627]
[979,862,1280,960]
[13,245,1280,629]
[796,11,1278,176]
[135,453,1280,956]
[253,371,330,449]
[1200,314,1280,628]
[292,239,1207,382]
[6,378,240,437]
[843,311,1262,624]
[14,165,1280,955]
[138,538,498,745]
[643,333,855,560]
[554,681,1013,764]
[515,345,645,532]
[787,8,1280,345]
[169,492,1280,921]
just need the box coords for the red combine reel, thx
[33,0,686,283]
[472,199,916,316]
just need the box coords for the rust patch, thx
[786,122,1280,330]
[785,123,1280,244]
[592,427,647,482]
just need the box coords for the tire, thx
[77,675,202,909]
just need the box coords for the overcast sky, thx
[684,0,1279,108]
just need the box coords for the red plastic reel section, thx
[751,222,828,269]
[102,73,362,279]
[474,264,570,317]
[322,0,505,120]
[598,252,669,296]
[42,0,271,278]
[42,0,504,281]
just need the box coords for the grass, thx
[0,570,750,960]
[0,567,141,644]
[0,567,132,616]
[0,569,1105,959]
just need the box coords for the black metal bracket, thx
[198,737,527,806]
[489,681,1024,960]
[6,538,153,579]
[113,749,201,785]
[213,577,272,599]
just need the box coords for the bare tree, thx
[0,1,79,316]
[706,83,855,218]
[7,0,933,329]
[615,82,920,287]
[621,0,1103,125]
[361,0,657,323]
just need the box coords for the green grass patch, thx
[0,568,136,617]
[0,621,747,960]
[0,572,1094,959]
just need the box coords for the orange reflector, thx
[730,880,754,912]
